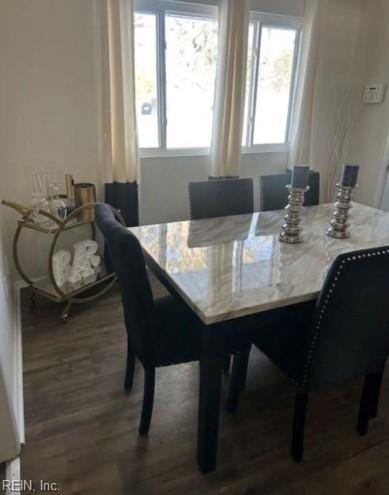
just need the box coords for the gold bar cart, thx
[2,201,124,322]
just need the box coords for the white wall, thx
[0,0,102,279]
[250,0,304,17]
[140,152,287,224]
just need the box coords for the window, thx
[165,14,218,148]
[242,14,302,150]
[134,12,159,148]
[134,1,218,153]
[134,4,302,154]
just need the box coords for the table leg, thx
[197,329,224,474]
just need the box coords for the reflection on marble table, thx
[130,203,389,324]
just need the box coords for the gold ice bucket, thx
[74,183,96,221]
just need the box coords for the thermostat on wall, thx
[363,84,386,104]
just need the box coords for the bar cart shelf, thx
[2,200,124,322]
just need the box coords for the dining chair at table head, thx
[189,178,254,220]
[229,245,389,462]
[188,177,254,375]
[259,171,320,211]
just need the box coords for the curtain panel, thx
[101,0,140,226]
[289,0,364,202]
[105,182,139,227]
[288,0,323,168]
[210,0,250,178]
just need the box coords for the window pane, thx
[253,27,297,145]
[134,13,159,148]
[242,23,255,146]
[165,14,218,149]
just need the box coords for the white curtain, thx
[210,0,249,178]
[289,0,363,201]
[288,0,323,167]
[103,0,139,184]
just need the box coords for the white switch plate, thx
[363,84,386,104]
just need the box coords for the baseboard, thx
[13,283,25,445]
[4,279,45,492]
[4,457,21,495]
[13,276,46,444]
[14,276,45,292]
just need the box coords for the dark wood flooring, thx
[0,463,5,494]
[20,276,389,494]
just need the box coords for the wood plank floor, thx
[20,277,389,495]
[0,463,5,494]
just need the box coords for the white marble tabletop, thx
[130,203,389,325]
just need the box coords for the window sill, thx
[242,143,289,154]
[140,144,289,159]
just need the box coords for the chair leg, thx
[291,391,308,463]
[223,355,231,374]
[124,346,136,392]
[238,345,251,392]
[139,368,155,436]
[357,373,375,436]
[370,367,385,419]
[226,346,251,413]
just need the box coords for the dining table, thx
[129,202,389,473]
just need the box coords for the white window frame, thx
[134,0,218,157]
[134,3,303,157]
[242,12,303,154]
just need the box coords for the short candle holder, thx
[326,183,356,239]
[279,185,309,244]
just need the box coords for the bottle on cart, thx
[49,183,67,219]
[64,173,77,215]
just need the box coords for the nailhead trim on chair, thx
[298,248,389,391]
[188,186,194,220]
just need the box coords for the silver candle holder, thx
[326,183,356,239]
[279,185,310,244]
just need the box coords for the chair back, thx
[189,178,254,220]
[260,171,320,211]
[96,204,156,367]
[303,247,389,391]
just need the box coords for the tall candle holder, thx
[326,184,357,239]
[279,185,310,244]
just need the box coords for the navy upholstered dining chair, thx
[95,203,245,436]
[259,171,320,211]
[229,246,389,462]
[188,177,254,374]
[189,178,254,220]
